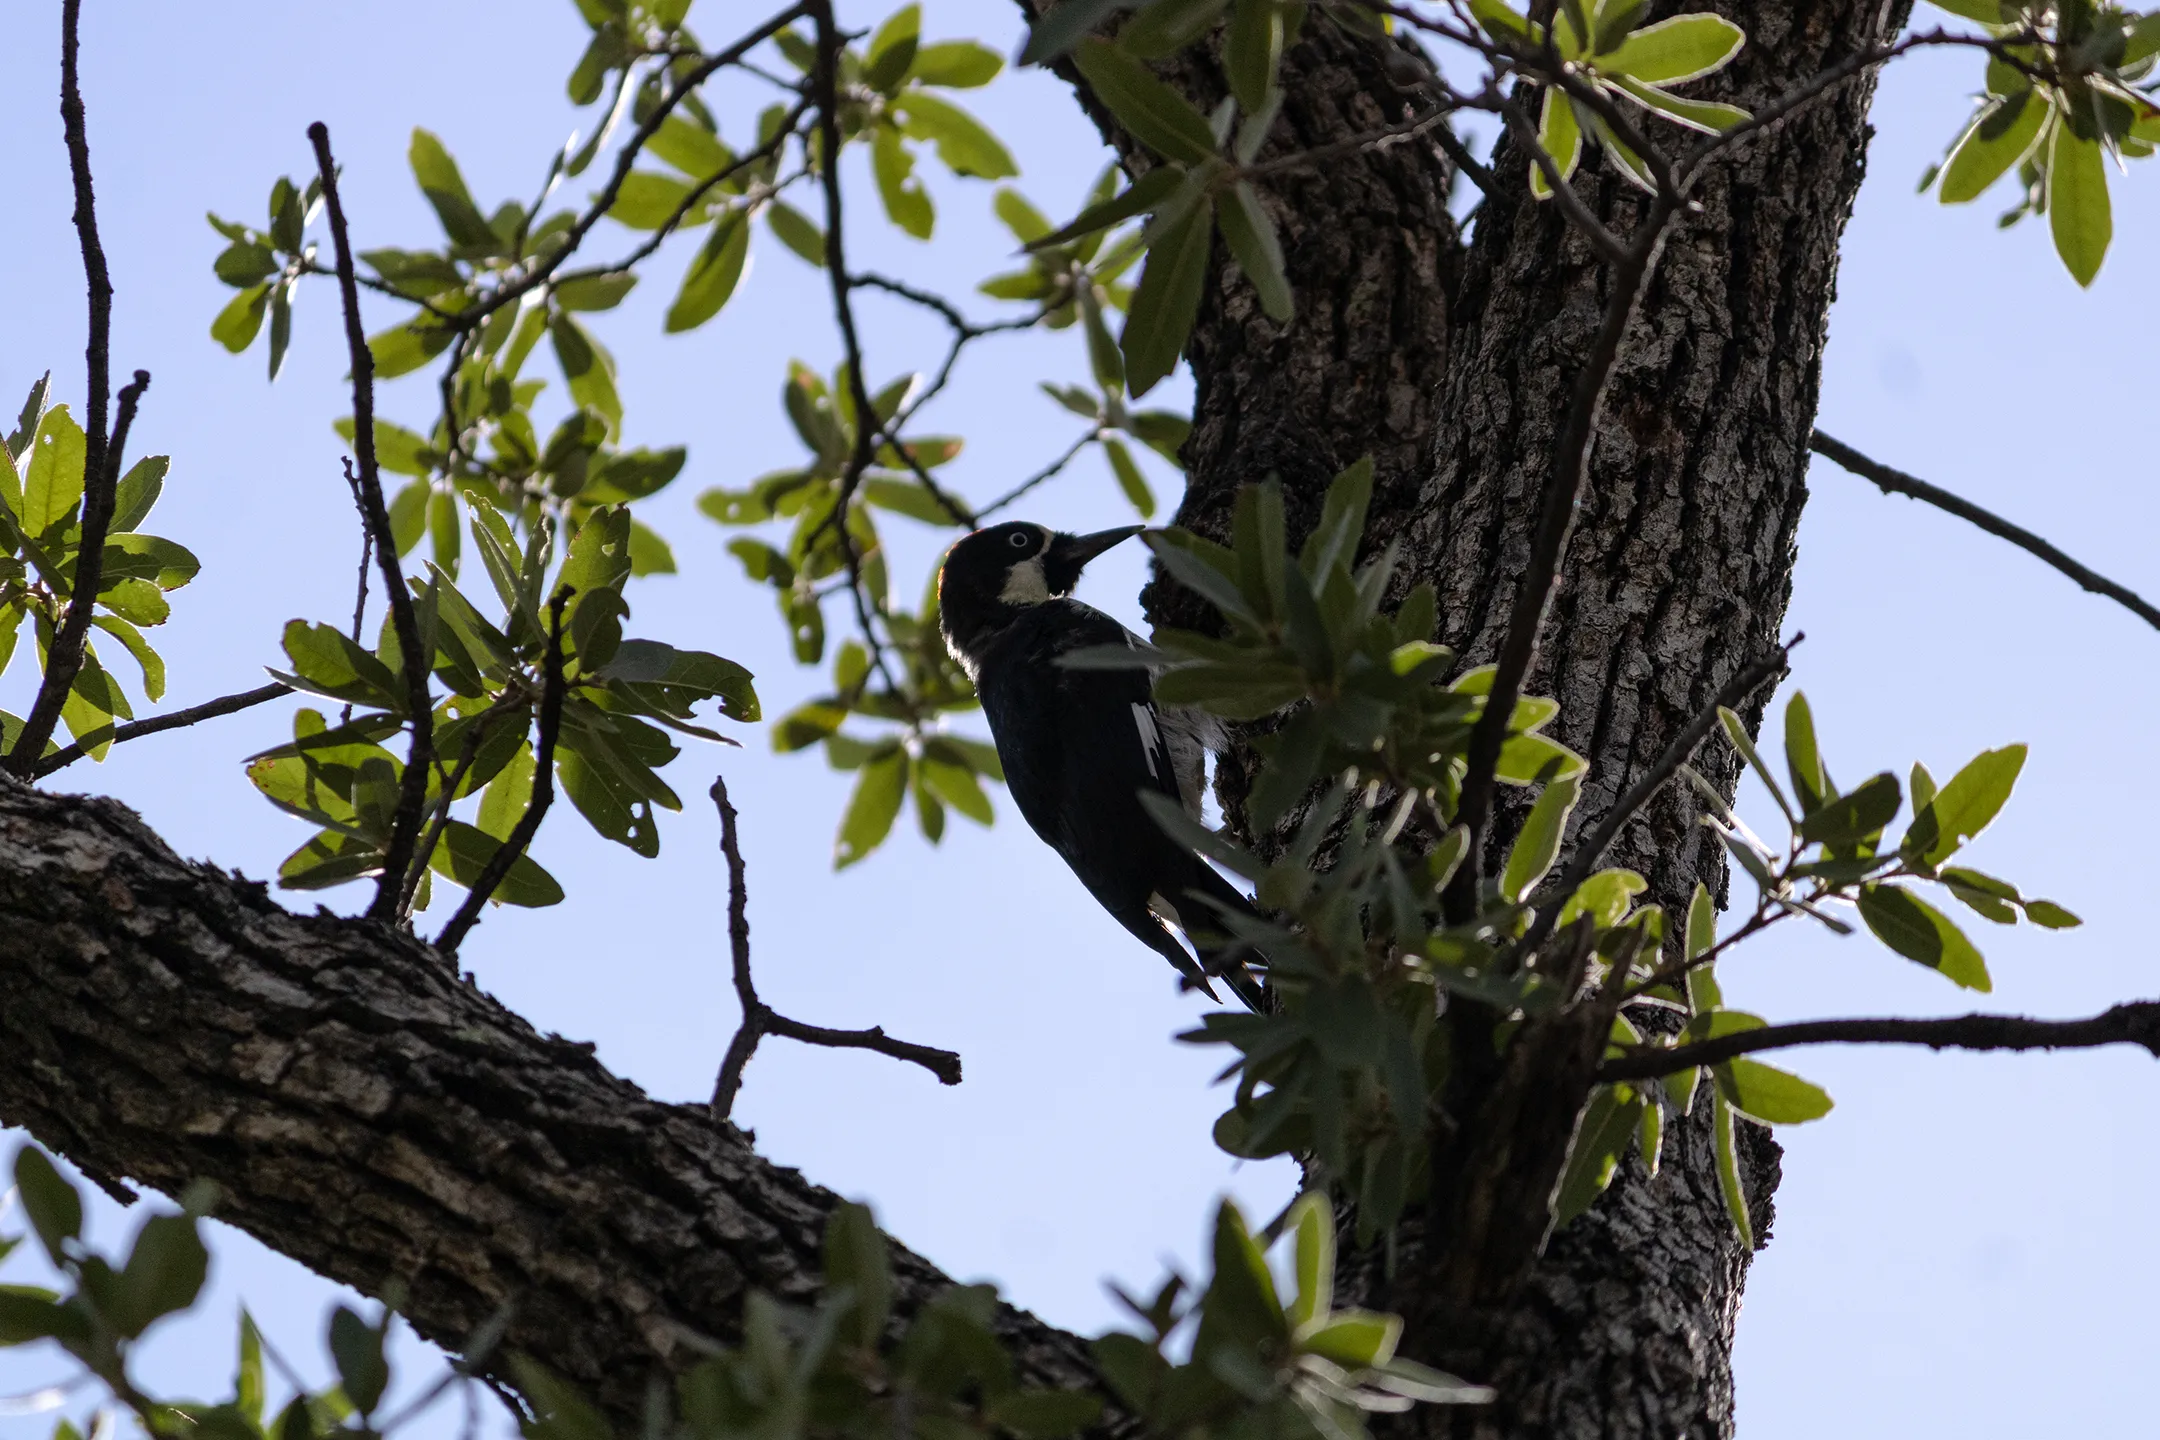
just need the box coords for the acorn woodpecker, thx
[939,521,1266,1009]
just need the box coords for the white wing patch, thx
[1131,702,1166,782]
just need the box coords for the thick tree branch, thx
[308,125,436,923]
[1810,429,2160,633]
[1599,1001,2160,1082]
[0,775,1080,1427]
[32,681,293,779]
[708,777,961,1120]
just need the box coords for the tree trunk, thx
[1146,1,1907,1435]
[0,0,1901,1433]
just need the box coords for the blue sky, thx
[3,1,2158,1436]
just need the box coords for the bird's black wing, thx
[976,602,1227,988]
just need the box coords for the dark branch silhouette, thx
[33,681,293,779]
[708,775,961,1120]
[8,0,144,776]
[309,122,437,923]
[1811,429,2160,633]
[1600,1001,2160,1083]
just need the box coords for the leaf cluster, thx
[0,376,197,762]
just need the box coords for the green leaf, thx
[912,40,1004,88]
[388,481,429,555]
[429,820,565,907]
[101,533,202,590]
[1794,771,1899,847]
[766,200,827,265]
[596,638,759,722]
[1782,691,1826,813]
[1122,0,1231,59]
[328,1306,390,1416]
[1927,0,2011,21]
[865,4,922,92]
[1938,91,2049,203]
[1216,181,1292,321]
[1286,1192,1332,1329]
[1719,705,1793,826]
[1857,883,1992,991]
[1102,438,1155,518]
[1602,12,1746,83]
[1302,1310,1402,1369]
[822,1202,893,1348]
[554,272,639,312]
[873,126,936,239]
[408,129,497,249]
[14,1147,83,1264]
[1224,0,1285,112]
[550,314,622,436]
[1119,196,1214,397]
[277,620,404,709]
[111,1211,210,1337]
[212,284,272,352]
[2023,898,2081,929]
[22,404,86,536]
[1531,87,1584,197]
[1501,772,1581,902]
[1712,1093,1753,1248]
[1027,165,1183,250]
[367,320,454,378]
[896,91,1018,179]
[984,1392,1104,1440]
[836,748,908,866]
[1071,38,1218,163]
[1906,743,2025,867]
[1552,1085,1642,1227]
[102,455,164,535]
[94,614,167,701]
[1470,0,1530,40]
[2047,119,2111,287]
[1022,0,1131,63]
[1716,1057,1833,1124]
[648,115,735,179]
[1612,76,1749,133]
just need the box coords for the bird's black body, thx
[940,522,1265,1008]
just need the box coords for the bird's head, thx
[937,521,1143,671]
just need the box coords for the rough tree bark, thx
[0,0,1900,1434]
[1124,2,1904,1436]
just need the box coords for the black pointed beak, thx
[1054,525,1145,570]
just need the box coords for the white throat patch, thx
[997,555,1052,605]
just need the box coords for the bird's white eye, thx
[1008,532,1030,549]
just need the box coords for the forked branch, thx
[708,776,961,1121]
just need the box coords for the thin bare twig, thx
[708,775,961,1120]
[7,1,137,777]
[33,681,292,779]
[310,122,437,922]
[1811,430,2160,633]
[1598,1000,2160,1083]
[1512,639,1796,968]
[435,591,571,955]
[977,430,1100,520]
